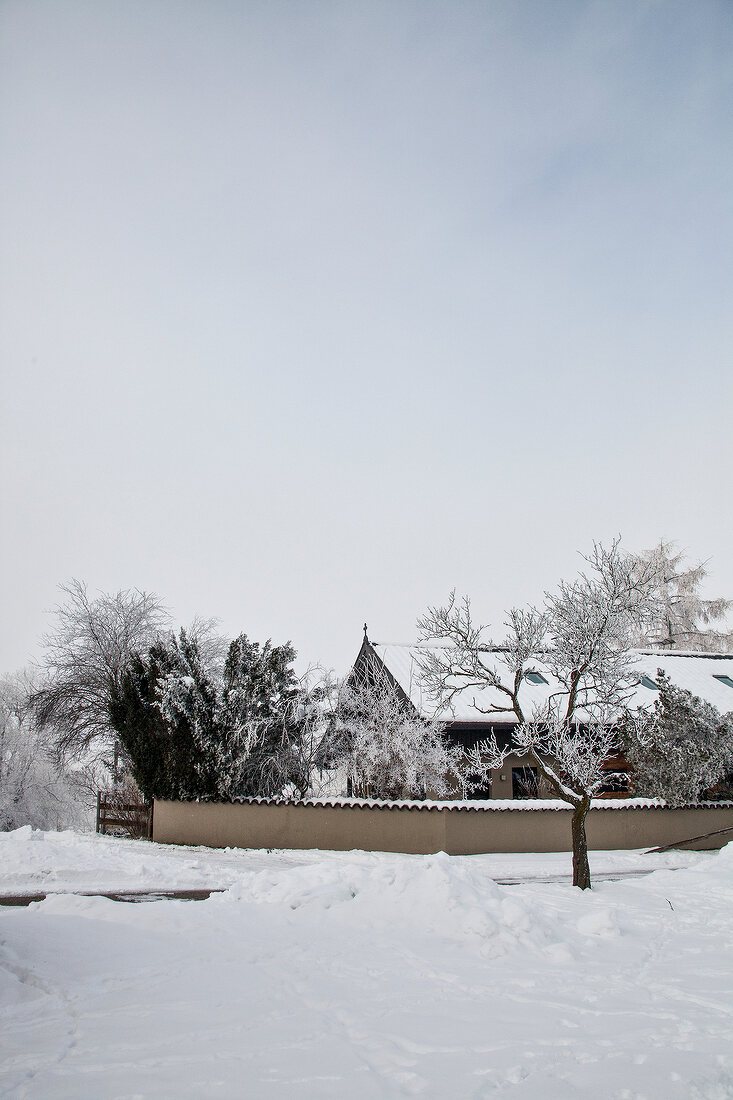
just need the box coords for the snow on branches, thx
[466,718,621,809]
[629,540,733,652]
[31,580,170,762]
[0,672,95,831]
[110,631,338,803]
[329,673,468,801]
[417,541,660,728]
[620,672,733,805]
[417,539,660,887]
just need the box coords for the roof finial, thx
[363,622,369,640]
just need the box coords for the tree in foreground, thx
[630,540,732,652]
[328,671,467,801]
[619,672,733,805]
[417,540,660,889]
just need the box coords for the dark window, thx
[466,773,492,800]
[639,675,658,690]
[597,771,629,795]
[512,766,539,799]
[713,675,733,689]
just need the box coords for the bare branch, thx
[415,539,661,887]
[30,580,171,762]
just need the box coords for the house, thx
[350,630,733,800]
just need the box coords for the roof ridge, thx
[373,640,733,660]
[636,650,733,660]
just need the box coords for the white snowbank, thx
[0,825,701,895]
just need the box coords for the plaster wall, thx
[153,800,733,855]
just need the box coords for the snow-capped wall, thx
[153,798,733,856]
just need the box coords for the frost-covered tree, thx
[630,540,732,652]
[328,672,467,801]
[417,540,660,889]
[31,581,170,764]
[619,672,733,805]
[0,672,94,831]
[110,630,223,801]
[217,635,304,797]
[110,630,318,802]
[266,666,339,799]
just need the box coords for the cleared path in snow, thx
[0,868,666,906]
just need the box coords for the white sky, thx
[1,0,732,677]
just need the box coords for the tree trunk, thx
[571,800,592,889]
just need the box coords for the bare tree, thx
[417,540,660,889]
[31,580,170,764]
[630,540,732,652]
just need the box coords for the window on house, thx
[597,771,629,795]
[639,675,658,690]
[466,772,493,800]
[525,671,548,685]
[713,675,733,689]
[512,766,539,799]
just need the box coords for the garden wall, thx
[152,798,733,855]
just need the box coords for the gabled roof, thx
[363,640,733,724]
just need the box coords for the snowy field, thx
[1,831,733,1099]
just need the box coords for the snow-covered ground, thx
[1,831,732,1098]
[0,826,704,897]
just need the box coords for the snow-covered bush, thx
[620,671,733,805]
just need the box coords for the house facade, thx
[350,631,733,801]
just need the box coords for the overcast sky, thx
[1,0,732,676]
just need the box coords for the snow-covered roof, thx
[369,642,733,724]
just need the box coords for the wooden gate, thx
[96,790,152,839]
